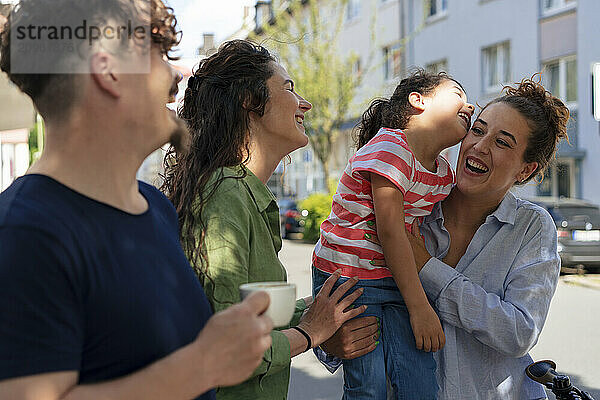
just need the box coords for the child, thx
[312,70,474,399]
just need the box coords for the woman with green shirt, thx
[161,40,372,399]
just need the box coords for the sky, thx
[2,0,250,59]
[167,0,256,59]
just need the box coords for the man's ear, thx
[90,52,121,99]
[408,91,427,112]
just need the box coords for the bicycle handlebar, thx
[526,359,558,385]
[526,360,595,400]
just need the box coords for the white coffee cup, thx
[239,282,296,328]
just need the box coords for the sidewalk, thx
[561,274,600,290]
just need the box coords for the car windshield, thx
[278,200,297,210]
[549,206,600,225]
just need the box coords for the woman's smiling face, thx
[456,102,538,201]
[252,62,312,152]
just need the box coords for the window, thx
[482,41,510,92]
[352,58,362,76]
[537,159,576,198]
[346,0,361,21]
[543,56,577,105]
[542,0,576,14]
[427,0,448,18]
[255,1,272,28]
[426,59,448,74]
[302,150,312,163]
[302,14,310,44]
[255,6,263,27]
[383,45,402,80]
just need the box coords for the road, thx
[280,239,600,399]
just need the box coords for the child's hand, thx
[409,304,445,352]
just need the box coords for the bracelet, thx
[291,326,312,352]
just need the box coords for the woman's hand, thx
[363,221,431,272]
[406,221,431,272]
[297,270,367,347]
[320,316,379,359]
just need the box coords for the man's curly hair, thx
[0,0,180,120]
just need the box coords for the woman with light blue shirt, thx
[317,76,570,399]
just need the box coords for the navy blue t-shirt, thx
[0,175,215,399]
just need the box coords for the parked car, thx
[277,199,305,239]
[527,196,600,272]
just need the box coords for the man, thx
[0,1,272,399]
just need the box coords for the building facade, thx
[245,0,600,204]
[1,2,34,192]
[249,0,403,200]
[401,0,599,202]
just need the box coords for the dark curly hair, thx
[354,68,464,149]
[161,40,276,281]
[0,0,180,120]
[484,75,570,184]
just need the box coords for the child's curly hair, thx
[354,68,464,149]
[485,74,570,184]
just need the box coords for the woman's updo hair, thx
[485,75,570,185]
[354,68,463,149]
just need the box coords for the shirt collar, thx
[227,165,276,213]
[488,190,517,225]
[425,200,444,224]
[424,189,517,226]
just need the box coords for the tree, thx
[28,114,44,164]
[250,0,372,187]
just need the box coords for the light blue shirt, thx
[316,192,559,399]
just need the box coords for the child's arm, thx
[370,173,445,352]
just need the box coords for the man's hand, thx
[297,270,366,347]
[320,316,379,359]
[195,291,273,388]
[0,292,273,400]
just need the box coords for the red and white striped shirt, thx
[313,128,455,279]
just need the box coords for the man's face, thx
[121,46,189,155]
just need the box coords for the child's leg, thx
[311,266,330,299]
[341,303,386,400]
[383,303,438,400]
[312,268,387,399]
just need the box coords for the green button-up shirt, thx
[196,165,306,400]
